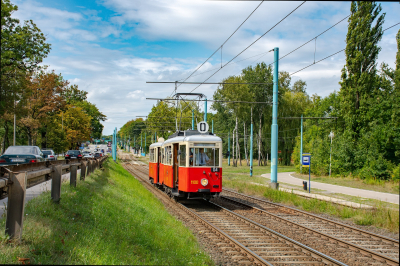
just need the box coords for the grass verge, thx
[0,158,213,265]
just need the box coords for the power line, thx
[289,22,400,77]
[188,1,306,94]
[175,0,265,93]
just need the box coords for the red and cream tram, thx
[149,130,222,200]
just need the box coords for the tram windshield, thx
[193,147,220,167]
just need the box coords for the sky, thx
[11,0,400,135]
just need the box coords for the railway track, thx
[220,188,399,265]
[129,160,399,265]
[123,161,346,266]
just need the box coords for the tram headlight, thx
[201,178,208,187]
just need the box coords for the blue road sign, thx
[302,153,311,167]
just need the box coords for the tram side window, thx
[189,148,194,166]
[162,148,165,164]
[150,149,153,162]
[165,146,172,165]
[194,148,220,167]
[179,145,186,167]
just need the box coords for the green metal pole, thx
[212,120,214,134]
[145,132,147,155]
[250,123,253,177]
[141,133,143,154]
[270,47,279,188]
[204,98,207,122]
[134,136,136,154]
[192,110,194,130]
[228,132,230,166]
[300,114,303,174]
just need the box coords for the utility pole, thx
[270,47,279,190]
[212,120,214,134]
[145,132,147,155]
[192,110,194,130]
[329,131,334,178]
[204,98,207,122]
[228,132,230,166]
[141,133,143,154]
[250,107,253,177]
[300,114,303,174]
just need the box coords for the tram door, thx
[173,143,179,187]
[157,147,161,183]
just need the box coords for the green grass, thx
[0,158,213,265]
[292,173,400,194]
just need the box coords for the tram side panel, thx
[164,164,174,188]
[149,162,158,182]
[178,167,222,193]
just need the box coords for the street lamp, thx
[329,131,334,177]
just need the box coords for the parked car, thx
[65,150,82,159]
[0,146,45,165]
[94,152,102,158]
[42,149,57,161]
[82,150,94,159]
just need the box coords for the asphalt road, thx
[262,172,399,204]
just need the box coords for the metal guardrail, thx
[0,155,109,240]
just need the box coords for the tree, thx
[18,71,67,145]
[63,105,91,149]
[339,1,385,135]
[1,0,51,114]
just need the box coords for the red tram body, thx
[149,130,222,200]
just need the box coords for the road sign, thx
[302,153,311,167]
[302,153,311,193]
[197,121,209,133]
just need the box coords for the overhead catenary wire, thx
[175,0,265,93]
[187,1,306,94]
[289,22,400,77]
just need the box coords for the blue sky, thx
[12,0,400,135]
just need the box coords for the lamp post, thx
[329,131,334,178]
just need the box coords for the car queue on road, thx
[0,144,107,166]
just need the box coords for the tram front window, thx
[194,148,219,167]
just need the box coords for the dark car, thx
[65,150,82,159]
[94,152,102,158]
[0,146,45,165]
[42,149,57,161]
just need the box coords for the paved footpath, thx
[0,171,78,218]
[261,172,399,205]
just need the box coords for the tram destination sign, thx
[197,121,209,133]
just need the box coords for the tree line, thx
[0,0,106,154]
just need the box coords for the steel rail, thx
[124,161,345,266]
[123,163,270,265]
[223,188,399,245]
[208,201,346,266]
[220,195,399,265]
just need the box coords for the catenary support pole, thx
[212,120,214,134]
[270,47,279,189]
[300,114,303,174]
[228,132,230,166]
[141,133,143,154]
[250,123,253,177]
[192,110,194,130]
[145,132,147,155]
[204,98,207,122]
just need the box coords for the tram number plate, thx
[211,167,220,172]
[191,180,199,184]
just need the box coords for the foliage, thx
[0,0,51,114]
